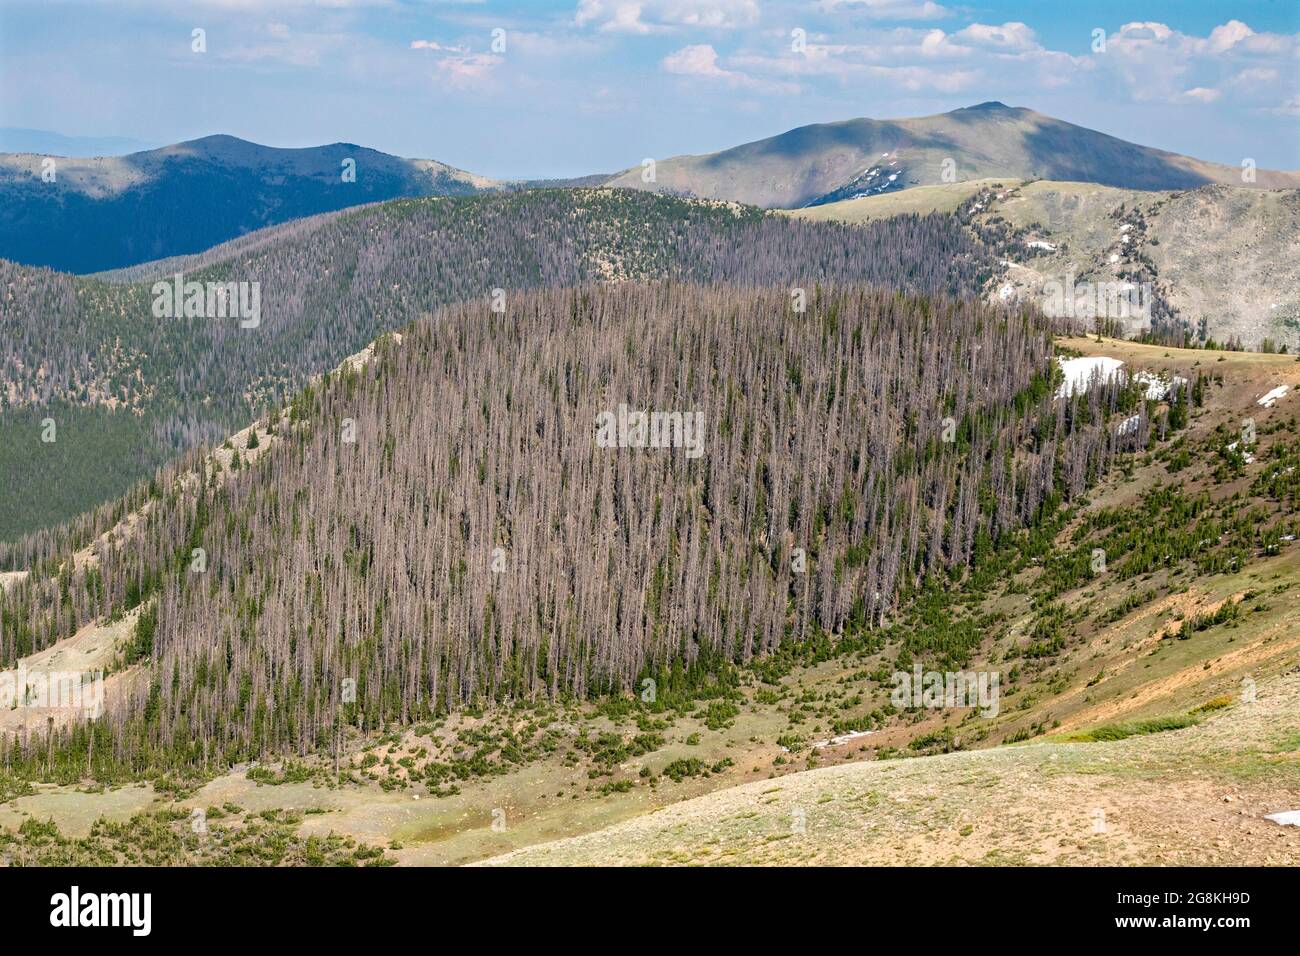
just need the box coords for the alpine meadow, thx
[0,0,1297,930]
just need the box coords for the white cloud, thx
[816,0,949,19]
[1101,19,1299,108]
[410,36,503,89]
[175,0,399,8]
[662,43,731,77]
[918,29,961,57]
[411,40,470,55]
[1206,19,1254,53]
[575,0,759,34]
[1270,94,1300,117]
[865,64,980,93]
[661,43,797,92]
[1114,22,1175,43]
[732,21,1087,96]
[953,22,1038,53]
[506,31,605,56]
[1228,67,1280,88]
[434,53,503,89]
[219,23,349,66]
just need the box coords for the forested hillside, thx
[0,282,1168,770]
[0,189,997,540]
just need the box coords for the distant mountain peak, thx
[184,133,247,146]
[0,134,500,272]
[604,103,1299,208]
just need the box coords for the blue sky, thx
[1,0,1296,178]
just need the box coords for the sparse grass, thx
[1189,695,1234,715]
[1062,713,1199,742]
[0,805,393,866]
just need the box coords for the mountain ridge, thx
[0,135,498,273]
[603,102,1300,208]
[4,104,1296,273]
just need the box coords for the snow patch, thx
[812,730,875,749]
[1132,370,1186,401]
[1257,385,1289,408]
[1227,440,1256,464]
[1056,356,1125,398]
[1265,810,1300,827]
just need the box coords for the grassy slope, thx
[480,672,1300,866]
[784,179,1006,223]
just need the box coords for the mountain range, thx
[3,103,1296,274]
[0,135,496,273]
[0,128,155,156]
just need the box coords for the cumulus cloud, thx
[661,43,798,92]
[1101,19,1298,112]
[662,43,731,77]
[953,22,1039,53]
[1206,19,1255,53]
[1114,22,1175,43]
[732,21,1088,97]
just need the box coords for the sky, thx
[1,0,1297,179]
